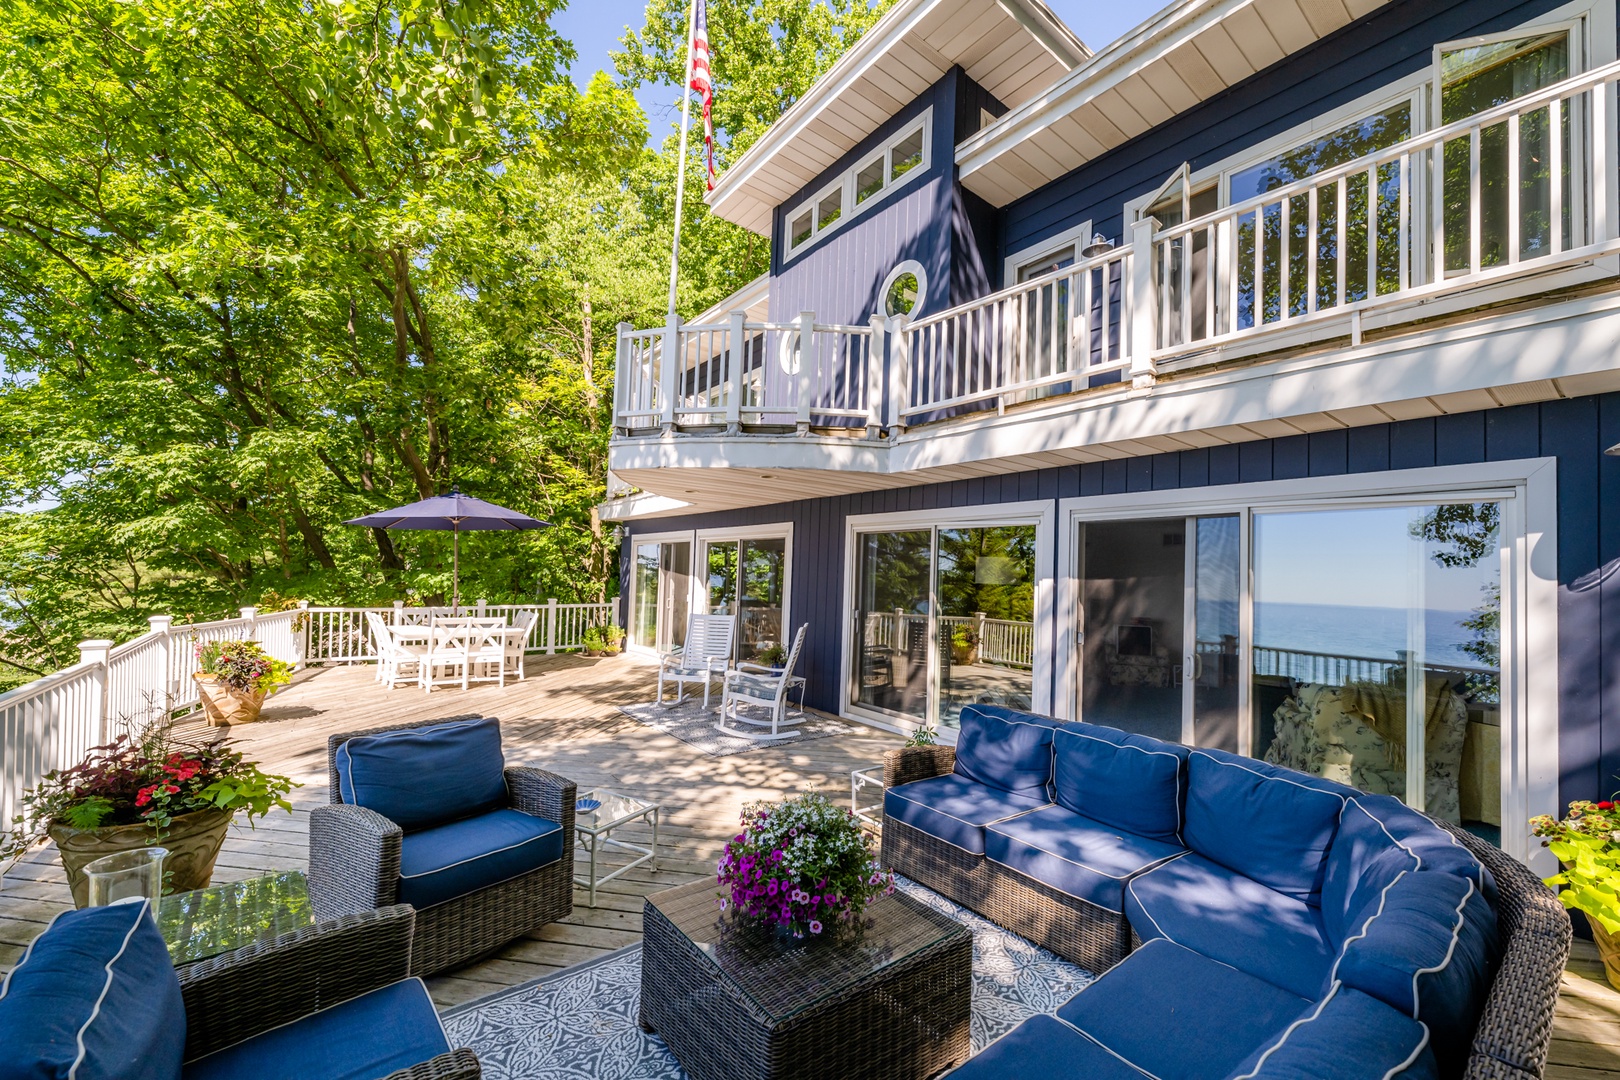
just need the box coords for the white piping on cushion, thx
[1328,869,1409,987]
[0,902,75,1000]
[182,974,441,1064]
[1054,727,1188,841]
[1188,750,1348,806]
[1051,1015,1163,1080]
[339,718,498,809]
[1381,1021,1434,1080]
[70,900,151,1080]
[1229,982,1342,1079]
[1408,878,1476,1021]
[399,820,564,878]
[985,813,1184,882]
[1122,852,1190,944]
[885,785,1052,855]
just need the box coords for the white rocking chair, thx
[715,624,808,741]
[657,614,736,709]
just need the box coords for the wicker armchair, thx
[178,905,480,1079]
[309,715,576,977]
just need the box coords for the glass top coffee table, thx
[638,879,971,1080]
[574,788,660,906]
[157,870,314,965]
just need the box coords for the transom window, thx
[783,109,933,258]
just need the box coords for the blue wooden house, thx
[604,0,1620,870]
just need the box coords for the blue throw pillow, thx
[0,900,184,1080]
[1183,748,1348,904]
[952,705,1059,802]
[1334,869,1499,1074]
[335,716,508,831]
[1052,723,1188,843]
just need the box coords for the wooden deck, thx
[2,655,1617,1076]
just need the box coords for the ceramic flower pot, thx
[194,673,267,726]
[50,806,232,909]
[1591,916,1620,991]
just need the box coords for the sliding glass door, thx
[630,537,691,654]
[700,532,790,662]
[852,531,932,722]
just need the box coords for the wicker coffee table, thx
[639,879,971,1080]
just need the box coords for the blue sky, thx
[550,0,1173,143]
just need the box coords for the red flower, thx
[1599,801,1615,810]
[165,784,180,794]
[135,785,155,807]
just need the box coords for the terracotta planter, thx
[194,673,268,725]
[1592,916,1620,991]
[50,807,232,909]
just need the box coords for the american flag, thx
[689,0,717,190]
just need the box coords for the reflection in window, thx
[705,538,787,660]
[791,210,813,249]
[937,526,1037,730]
[817,187,844,230]
[853,531,933,722]
[891,129,924,181]
[632,541,690,653]
[856,156,885,204]
[885,271,921,317]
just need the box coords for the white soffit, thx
[691,272,771,324]
[706,0,1090,236]
[956,0,1392,205]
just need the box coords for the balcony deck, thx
[2,655,1617,1077]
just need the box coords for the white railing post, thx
[392,600,405,625]
[726,310,746,433]
[795,311,815,434]
[887,314,910,432]
[975,611,987,658]
[148,615,174,703]
[866,313,886,438]
[78,639,113,744]
[1595,79,1616,245]
[1129,216,1159,390]
[295,601,309,670]
[614,322,632,433]
[659,311,681,434]
[545,598,559,655]
[239,606,257,641]
[476,599,487,617]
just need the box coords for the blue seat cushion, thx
[1125,852,1336,999]
[951,705,1060,802]
[1334,870,1499,1074]
[985,805,1184,911]
[397,808,565,910]
[884,774,1049,856]
[183,978,451,1080]
[1226,985,1438,1080]
[1052,723,1188,842]
[943,1014,1153,1080]
[1322,795,1497,944]
[335,716,507,832]
[1184,748,1349,904]
[0,900,184,1080]
[1057,939,1311,1080]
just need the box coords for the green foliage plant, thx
[904,727,937,747]
[755,642,788,668]
[1532,794,1620,934]
[582,625,607,653]
[195,640,293,695]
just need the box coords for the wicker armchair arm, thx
[178,906,415,1063]
[308,802,403,921]
[381,1049,482,1080]
[883,744,956,787]
[506,765,577,836]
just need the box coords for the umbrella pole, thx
[453,524,461,616]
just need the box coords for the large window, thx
[783,110,933,259]
[629,535,692,655]
[702,533,790,661]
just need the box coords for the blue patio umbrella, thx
[345,487,550,614]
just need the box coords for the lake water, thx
[1231,601,1495,669]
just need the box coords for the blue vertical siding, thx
[998,0,1581,285]
[626,393,1620,815]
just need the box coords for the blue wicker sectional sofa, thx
[881,705,1571,1080]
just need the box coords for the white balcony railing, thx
[614,61,1620,441]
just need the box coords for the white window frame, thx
[695,522,795,660]
[840,501,1056,737]
[626,529,697,658]
[1001,217,1094,287]
[783,107,933,260]
[879,259,929,319]
[1431,15,1589,110]
[1055,459,1559,870]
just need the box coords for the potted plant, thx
[950,625,979,665]
[602,624,625,656]
[14,717,296,907]
[716,792,893,941]
[1532,795,1620,989]
[755,642,789,672]
[193,639,292,725]
[581,626,606,657]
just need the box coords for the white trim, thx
[1054,459,1559,867]
[1230,983,1344,1080]
[184,976,448,1065]
[625,530,697,658]
[1002,218,1094,288]
[782,107,934,261]
[880,259,930,319]
[840,500,1056,734]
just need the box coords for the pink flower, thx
[809,920,823,934]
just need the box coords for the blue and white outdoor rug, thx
[441,878,1093,1079]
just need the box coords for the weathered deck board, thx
[2,656,1617,1075]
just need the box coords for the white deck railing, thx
[861,611,1036,670]
[614,60,1620,438]
[0,599,617,830]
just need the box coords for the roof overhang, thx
[706,0,1090,236]
[956,0,1391,206]
[691,271,770,324]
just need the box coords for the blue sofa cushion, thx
[952,705,1059,802]
[397,807,565,910]
[1183,748,1349,904]
[1057,939,1311,1080]
[1334,870,1499,1074]
[335,716,507,832]
[1125,852,1336,999]
[942,1014,1153,1080]
[0,900,184,1080]
[885,774,1049,856]
[1226,985,1438,1080]
[1322,796,1496,943]
[1051,724,1188,842]
[985,805,1184,912]
[183,978,451,1080]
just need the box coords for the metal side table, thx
[574,789,661,906]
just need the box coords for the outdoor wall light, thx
[1606,442,1620,456]
[1080,233,1115,258]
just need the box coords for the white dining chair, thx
[366,612,424,690]
[420,618,472,693]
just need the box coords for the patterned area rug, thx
[616,697,858,757]
[441,878,1092,1079]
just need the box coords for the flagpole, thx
[667,0,700,316]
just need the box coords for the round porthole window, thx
[777,332,801,375]
[880,260,928,319]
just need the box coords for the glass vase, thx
[84,847,169,907]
